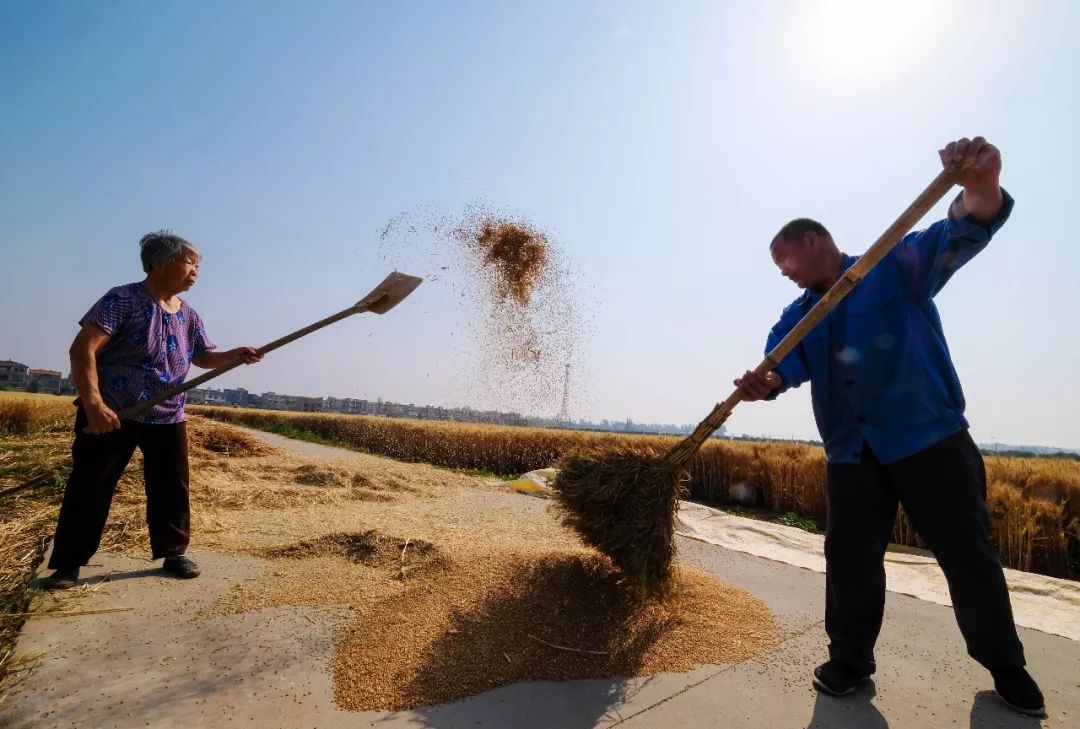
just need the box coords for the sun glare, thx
[789,0,942,84]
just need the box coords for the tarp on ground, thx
[676,501,1080,642]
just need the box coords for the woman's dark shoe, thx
[161,555,201,579]
[42,567,80,590]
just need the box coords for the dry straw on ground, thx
[259,530,447,581]
[1,393,76,702]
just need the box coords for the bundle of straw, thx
[554,410,728,597]
[553,442,686,597]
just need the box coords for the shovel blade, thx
[354,272,423,314]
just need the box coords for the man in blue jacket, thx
[735,137,1044,717]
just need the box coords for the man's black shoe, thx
[991,667,1046,718]
[162,555,201,579]
[42,567,80,590]
[812,661,870,697]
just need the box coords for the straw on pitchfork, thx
[553,165,963,598]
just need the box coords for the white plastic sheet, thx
[676,501,1080,641]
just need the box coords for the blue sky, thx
[2,1,1078,448]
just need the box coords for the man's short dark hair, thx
[773,218,832,245]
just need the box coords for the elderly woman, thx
[43,231,260,589]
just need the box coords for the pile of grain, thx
[289,463,351,488]
[329,549,773,711]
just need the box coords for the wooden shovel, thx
[103,271,423,426]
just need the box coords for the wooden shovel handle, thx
[666,165,962,466]
[102,303,363,426]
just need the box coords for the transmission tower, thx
[558,363,571,425]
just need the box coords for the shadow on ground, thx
[806,680,888,729]
[969,690,1046,728]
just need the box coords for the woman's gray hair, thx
[139,230,201,273]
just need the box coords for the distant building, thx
[0,360,29,390]
[27,369,63,394]
[260,392,294,410]
[381,402,407,418]
[187,388,227,406]
[292,396,323,413]
[222,388,250,406]
[323,397,371,415]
